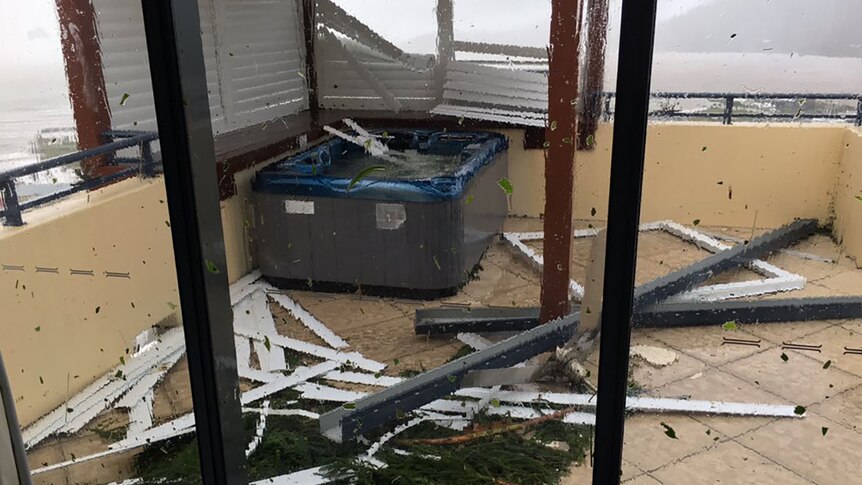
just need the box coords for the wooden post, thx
[436,0,455,102]
[55,0,113,178]
[540,0,583,323]
[578,0,609,150]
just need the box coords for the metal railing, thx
[602,92,862,125]
[0,131,159,227]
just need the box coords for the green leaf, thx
[167,302,177,310]
[586,134,596,146]
[855,195,862,202]
[465,194,474,205]
[114,370,125,380]
[823,360,832,369]
[343,402,356,410]
[205,260,220,273]
[794,405,806,415]
[393,358,400,366]
[497,177,514,195]
[701,146,707,152]
[34,326,41,332]
[590,207,597,217]
[490,398,501,408]
[119,356,126,365]
[542,141,550,148]
[722,321,738,331]
[550,120,557,131]
[39,376,44,384]
[95,306,101,314]
[822,426,829,436]
[447,375,456,383]
[781,352,789,362]
[264,336,271,352]
[120,93,130,106]
[562,137,573,145]
[660,422,678,440]
[347,165,386,192]
[692,219,701,226]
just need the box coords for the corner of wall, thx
[832,127,862,267]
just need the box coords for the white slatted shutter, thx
[220,0,309,130]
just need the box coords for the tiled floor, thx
[27,219,862,484]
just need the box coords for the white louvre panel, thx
[221,0,309,130]
[94,0,225,133]
[316,38,436,111]
[431,61,549,126]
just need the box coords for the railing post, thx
[723,96,734,125]
[0,178,24,227]
[141,140,156,178]
[856,98,861,127]
[603,94,613,121]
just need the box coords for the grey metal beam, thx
[415,306,542,335]
[636,297,862,327]
[415,297,862,334]
[632,219,817,309]
[319,313,580,442]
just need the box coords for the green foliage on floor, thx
[329,420,592,485]
[134,414,363,484]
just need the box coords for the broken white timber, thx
[235,336,279,383]
[109,412,196,450]
[454,389,803,418]
[230,270,275,306]
[243,407,321,420]
[270,293,349,349]
[236,290,287,372]
[235,326,386,373]
[115,371,166,410]
[125,390,154,437]
[457,332,494,351]
[246,400,270,457]
[502,232,585,299]
[322,370,403,387]
[242,362,341,405]
[249,465,333,485]
[321,29,402,112]
[361,416,429,465]
[23,327,186,449]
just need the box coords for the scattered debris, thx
[630,345,677,367]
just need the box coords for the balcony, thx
[2,0,862,484]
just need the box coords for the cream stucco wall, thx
[833,128,862,265]
[505,123,846,229]
[0,178,181,426]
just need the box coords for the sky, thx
[0,0,67,109]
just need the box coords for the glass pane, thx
[0,0,204,483]
[621,0,862,483]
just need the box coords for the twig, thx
[395,406,578,446]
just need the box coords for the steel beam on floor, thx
[636,297,862,327]
[632,218,817,309]
[414,297,862,335]
[319,313,580,442]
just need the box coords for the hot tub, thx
[252,129,509,298]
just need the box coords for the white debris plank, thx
[241,362,341,405]
[235,327,386,373]
[361,416,429,463]
[109,412,196,450]
[23,328,186,448]
[125,389,154,437]
[270,293,349,349]
[249,466,333,485]
[457,332,493,351]
[115,371,166,409]
[243,407,321,420]
[455,388,802,418]
[246,400,270,457]
[236,290,287,372]
[322,370,403,387]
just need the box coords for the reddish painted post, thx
[56,0,113,177]
[540,0,583,323]
[578,0,610,150]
